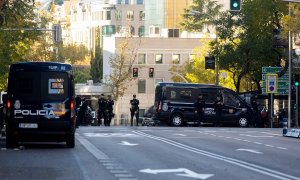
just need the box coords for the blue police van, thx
[153,82,254,127]
[2,62,76,148]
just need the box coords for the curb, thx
[283,129,300,138]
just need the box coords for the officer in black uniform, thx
[80,98,88,125]
[98,94,107,126]
[106,95,114,126]
[214,90,223,127]
[251,95,260,127]
[130,94,139,126]
[195,93,205,127]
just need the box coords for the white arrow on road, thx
[118,141,138,146]
[236,148,263,154]
[139,168,214,179]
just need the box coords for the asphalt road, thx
[0,126,299,180]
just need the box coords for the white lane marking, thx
[119,141,138,146]
[253,142,262,145]
[76,134,109,160]
[173,133,187,136]
[72,151,92,180]
[240,134,273,138]
[265,144,274,148]
[134,131,300,180]
[140,168,214,179]
[84,133,139,137]
[277,147,287,150]
[236,148,263,154]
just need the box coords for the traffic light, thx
[294,74,299,87]
[133,67,138,77]
[230,0,241,11]
[149,68,154,78]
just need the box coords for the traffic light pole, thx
[296,86,299,127]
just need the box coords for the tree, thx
[90,27,103,83]
[0,0,40,91]
[104,37,140,124]
[180,0,288,93]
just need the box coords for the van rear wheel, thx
[171,114,184,126]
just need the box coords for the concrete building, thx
[67,0,145,50]
[103,36,212,124]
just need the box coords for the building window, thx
[137,0,144,4]
[116,25,122,33]
[138,54,146,64]
[155,54,163,64]
[138,79,146,93]
[105,11,111,20]
[149,26,160,35]
[115,10,121,21]
[139,11,145,21]
[102,25,115,36]
[138,26,145,37]
[172,54,180,64]
[127,11,134,21]
[189,54,196,63]
[125,0,129,4]
[117,0,122,4]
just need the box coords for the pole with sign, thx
[266,74,278,128]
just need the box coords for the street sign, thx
[266,74,278,93]
[262,67,289,95]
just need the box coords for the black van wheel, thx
[171,114,184,126]
[66,134,75,148]
[6,132,18,148]
[238,116,248,127]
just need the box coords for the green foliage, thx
[105,37,139,102]
[64,44,89,64]
[90,27,103,82]
[73,66,91,83]
[180,0,291,93]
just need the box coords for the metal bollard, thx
[282,118,288,136]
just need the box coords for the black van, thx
[153,82,254,127]
[2,62,76,148]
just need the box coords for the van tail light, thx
[70,100,75,110]
[7,99,11,110]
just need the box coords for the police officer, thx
[80,98,88,125]
[130,94,139,126]
[195,93,205,127]
[214,90,223,127]
[98,94,107,126]
[251,95,260,127]
[106,95,114,126]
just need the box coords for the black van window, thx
[223,90,240,108]
[12,72,40,100]
[12,71,68,101]
[41,72,69,101]
[165,87,195,102]
[200,88,218,103]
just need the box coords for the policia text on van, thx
[2,62,76,148]
[153,82,256,127]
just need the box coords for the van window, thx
[200,88,218,103]
[165,87,196,102]
[223,90,240,108]
[12,72,69,101]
